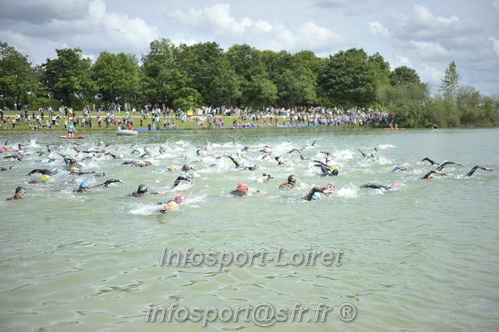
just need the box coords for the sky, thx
[1,0,498,96]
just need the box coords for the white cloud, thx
[89,0,105,19]
[368,21,390,37]
[393,56,412,68]
[410,41,449,57]
[164,3,341,53]
[489,37,499,56]
[419,64,442,85]
[88,2,158,47]
[412,5,459,27]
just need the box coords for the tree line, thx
[1,39,498,128]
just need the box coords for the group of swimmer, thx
[1,138,495,209]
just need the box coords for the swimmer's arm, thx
[96,179,124,187]
[419,171,434,180]
[225,155,240,167]
[26,169,48,176]
[465,166,494,177]
[421,157,435,165]
[436,161,463,171]
[313,160,327,167]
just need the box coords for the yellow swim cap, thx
[41,175,50,182]
[332,166,340,170]
[168,166,177,171]
[70,167,79,172]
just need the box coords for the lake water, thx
[1,128,498,332]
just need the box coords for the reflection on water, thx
[0,128,498,331]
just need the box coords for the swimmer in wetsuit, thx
[260,173,274,182]
[224,155,260,171]
[28,174,51,185]
[360,182,400,190]
[274,156,288,165]
[314,160,339,176]
[279,175,297,189]
[392,166,407,173]
[74,179,124,194]
[122,160,152,167]
[420,158,464,168]
[157,194,185,213]
[420,161,464,179]
[128,184,167,197]
[26,168,57,176]
[465,166,494,177]
[357,147,377,161]
[420,170,447,180]
[173,165,199,187]
[303,182,336,201]
[229,182,249,197]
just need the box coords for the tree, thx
[390,66,421,86]
[0,41,39,109]
[41,48,96,107]
[261,50,321,107]
[92,52,140,105]
[319,48,376,107]
[140,38,181,107]
[225,44,276,108]
[177,42,238,107]
[368,52,391,88]
[440,60,460,98]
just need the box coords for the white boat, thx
[116,128,138,135]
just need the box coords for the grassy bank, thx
[0,111,364,132]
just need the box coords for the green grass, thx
[0,110,361,132]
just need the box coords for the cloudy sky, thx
[1,0,498,96]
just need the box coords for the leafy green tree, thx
[319,48,376,107]
[140,38,182,107]
[440,60,460,97]
[0,41,39,109]
[390,66,421,86]
[377,82,431,127]
[92,52,140,105]
[368,52,391,88]
[41,48,96,107]
[261,50,321,107]
[456,85,498,126]
[177,42,239,107]
[225,44,276,108]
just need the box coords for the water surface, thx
[0,128,498,331]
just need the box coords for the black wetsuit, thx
[421,157,437,166]
[313,160,336,176]
[287,147,305,155]
[434,161,461,171]
[358,148,376,160]
[360,183,392,190]
[303,187,326,201]
[227,155,243,168]
[274,156,287,165]
[227,155,258,170]
[173,174,194,187]
[465,166,490,177]
[229,189,245,197]
[95,179,122,187]
[26,169,55,176]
